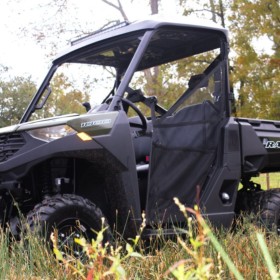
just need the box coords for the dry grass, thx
[0,212,279,279]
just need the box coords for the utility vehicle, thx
[0,17,279,246]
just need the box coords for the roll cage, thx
[21,18,230,123]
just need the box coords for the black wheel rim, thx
[53,218,96,259]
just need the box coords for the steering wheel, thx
[121,98,147,131]
[104,95,147,130]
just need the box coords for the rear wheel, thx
[256,188,280,233]
[26,194,112,258]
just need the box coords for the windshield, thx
[29,63,117,121]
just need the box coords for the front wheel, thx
[26,194,112,257]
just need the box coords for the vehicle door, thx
[146,56,228,224]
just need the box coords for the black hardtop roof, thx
[54,16,228,64]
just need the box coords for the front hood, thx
[0,124,20,135]
[0,111,119,137]
[0,114,79,135]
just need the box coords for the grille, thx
[0,133,25,162]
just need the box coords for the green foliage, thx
[0,227,65,279]
[30,72,90,121]
[129,0,280,119]
[0,64,8,74]
[251,172,280,190]
[0,76,36,127]
[47,202,280,280]
[147,0,280,119]
[51,216,145,280]
[229,0,280,118]
[49,73,90,116]
[0,71,90,126]
[2,1,280,122]
[3,0,279,121]
[256,233,279,280]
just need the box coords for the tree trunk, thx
[209,0,217,23]
[150,0,159,14]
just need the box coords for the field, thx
[1,203,279,280]
[254,173,280,190]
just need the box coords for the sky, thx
[0,0,180,84]
[0,0,273,85]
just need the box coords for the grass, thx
[254,172,280,190]
[1,205,279,279]
[0,229,66,279]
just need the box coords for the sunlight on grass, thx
[254,173,280,189]
[0,204,279,279]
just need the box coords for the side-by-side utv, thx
[0,17,279,247]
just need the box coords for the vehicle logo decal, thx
[80,118,111,128]
[263,138,280,149]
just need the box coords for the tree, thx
[0,65,8,75]
[229,0,280,119]
[50,73,90,116]
[179,0,279,118]
[9,0,280,119]
[101,0,129,20]
[0,71,90,127]
[100,0,160,20]
[31,72,90,120]
[0,76,37,126]
[101,0,164,99]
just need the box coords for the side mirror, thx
[82,102,91,112]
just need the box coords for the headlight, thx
[27,125,76,142]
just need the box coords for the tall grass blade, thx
[198,217,244,280]
[256,233,279,280]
